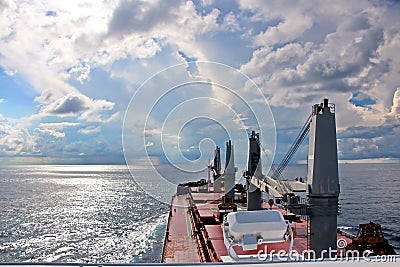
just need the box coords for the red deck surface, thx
[162,194,201,263]
[191,192,223,203]
[162,190,352,262]
[196,202,219,219]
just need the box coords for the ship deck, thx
[162,190,352,263]
[162,194,201,263]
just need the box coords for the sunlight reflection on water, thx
[0,165,168,263]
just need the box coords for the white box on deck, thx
[226,210,287,242]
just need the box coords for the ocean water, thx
[0,165,168,263]
[0,163,399,263]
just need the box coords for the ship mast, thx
[306,98,340,258]
[246,131,263,211]
[212,146,222,192]
[223,140,237,197]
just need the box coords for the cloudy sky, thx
[1,0,400,167]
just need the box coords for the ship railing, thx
[161,196,174,262]
[185,195,212,262]
[337,228,356,239]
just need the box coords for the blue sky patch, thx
[45,11,57,17]
[349,91,376,108]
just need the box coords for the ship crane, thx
[242,98,340,258]
[211,141,238,194]
[271,114,312,181]
[239,113,312,201]
[211,146,223,192]
[243,135,308,201]
[243,100,327,201]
